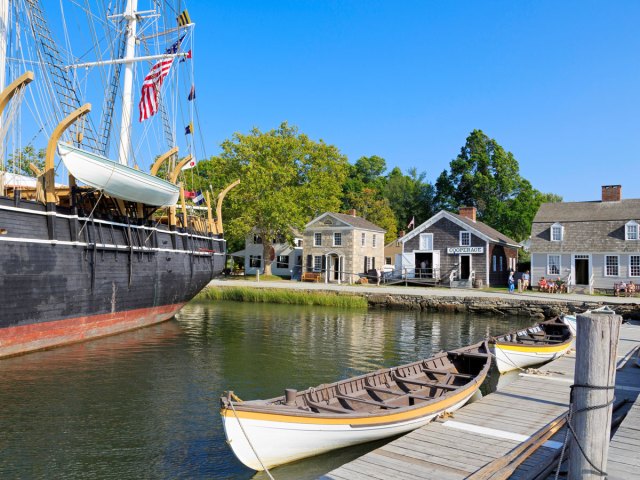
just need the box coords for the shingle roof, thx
[533,199,640,223]
[450,212,520,246]
[329,212,386,232]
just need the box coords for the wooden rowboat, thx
[562,306,616,336]
[490,318,573,374]
[220,341,490,471]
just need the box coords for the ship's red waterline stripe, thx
[0,303,185,358]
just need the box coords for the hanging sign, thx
[447,246,484,254]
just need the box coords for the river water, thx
[0,301,534,479]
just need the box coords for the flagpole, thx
[117,0,138,166]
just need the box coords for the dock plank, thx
[322,322,640,480]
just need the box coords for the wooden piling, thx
[568,312,622,479]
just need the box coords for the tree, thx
[434,130,561,241]
[6,146,45,176]
[210,122,348,275]
[343,187,398,242]
[384,167,435,232]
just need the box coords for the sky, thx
[182,0,639,203]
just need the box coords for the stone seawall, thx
[362,293,640,319]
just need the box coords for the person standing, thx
[508,272,515,293]
[522,270,530,291]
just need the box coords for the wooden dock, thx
[321,321,640,480]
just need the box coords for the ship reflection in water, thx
[0,301,533,480]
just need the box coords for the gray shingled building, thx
[530,185,640,292]
[398,207,520,287]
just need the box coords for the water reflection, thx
[0,301,534,480]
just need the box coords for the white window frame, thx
[547,254,561,275]
[551,223,563,242]
[626,221,639,241]
[333,232,342,246]
[314,233,322,246]
[605,255,619,277]
[419,233,433,251]
[276,255,289,269]
[249,255,262,268]
[361,232,366,247]
[373,234,377,248]
[313,255,322,272]
[459,231,471,247]
[630,255,640,277]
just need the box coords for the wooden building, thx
[397,207,520,287]
[530,185,640,292]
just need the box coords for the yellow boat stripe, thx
[221,374,486,426]
[494,341,571,354]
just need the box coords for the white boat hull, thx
[562,315,577,336]
[221,389,477,471]
[491,342,572,373]
[57,143,180,206]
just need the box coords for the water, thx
[0,301,534,479]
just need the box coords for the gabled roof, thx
[305,212,386,233]
[400,210,520,247]
[533,199,640,223]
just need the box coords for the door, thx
[575,258,589,285]
[333,257,340,281]
[432,251,440,280]
[460,255,471,280]
[415,252,433,278]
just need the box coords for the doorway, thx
[333,257,340,281]
[414,252,433,278]
[460,255,471,280]
[575,256,589,285]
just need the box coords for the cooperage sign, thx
[447,246,484,254]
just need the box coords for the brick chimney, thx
[601,185,622,202]
[459,206,477,222]
[347,209,357,217]
[398,230,406,238]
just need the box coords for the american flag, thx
[138,36,184,122]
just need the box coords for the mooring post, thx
[568,312,622,479]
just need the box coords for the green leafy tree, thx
[6,146,45,176]
[435,129,561,241]
[211,122,348,275]
[384,167,435,233]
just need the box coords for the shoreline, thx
[206,279,640,319]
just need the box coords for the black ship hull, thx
[0,196,224,358]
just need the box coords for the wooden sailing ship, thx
[220,341,490,471]
[0,1,237,357]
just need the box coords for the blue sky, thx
[183,0,639,202]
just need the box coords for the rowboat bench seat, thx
[391,373,458,390]
[421,367,474,379]
[364,384,434,402]
[304,396,353,414]
[336,393,400,409]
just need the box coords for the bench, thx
[301,272,322,282]
[614,282,637,297]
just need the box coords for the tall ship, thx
[0,0,234,358]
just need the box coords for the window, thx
[385,256,392,265]
[313,256,322,272]
[249,255,261,268]
[314,233,322,246]
[630,255,640,277]
[551,223,563,242]
[333,232,342,246]
[253,234,262,244]
[276,255,289,269]
[626,221,639,240]
[361,232,366,247]
[460,231,471,246]
[492,255,496,272]
[419,233,433,251]
[605,255,619,276]
[547,255,560,275]
[499,256,503,272]
[373,234,377,248]
[363,256,370,271]
[294,239,303,247]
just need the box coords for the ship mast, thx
[117,0,138,167]
[0,0,7,93]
